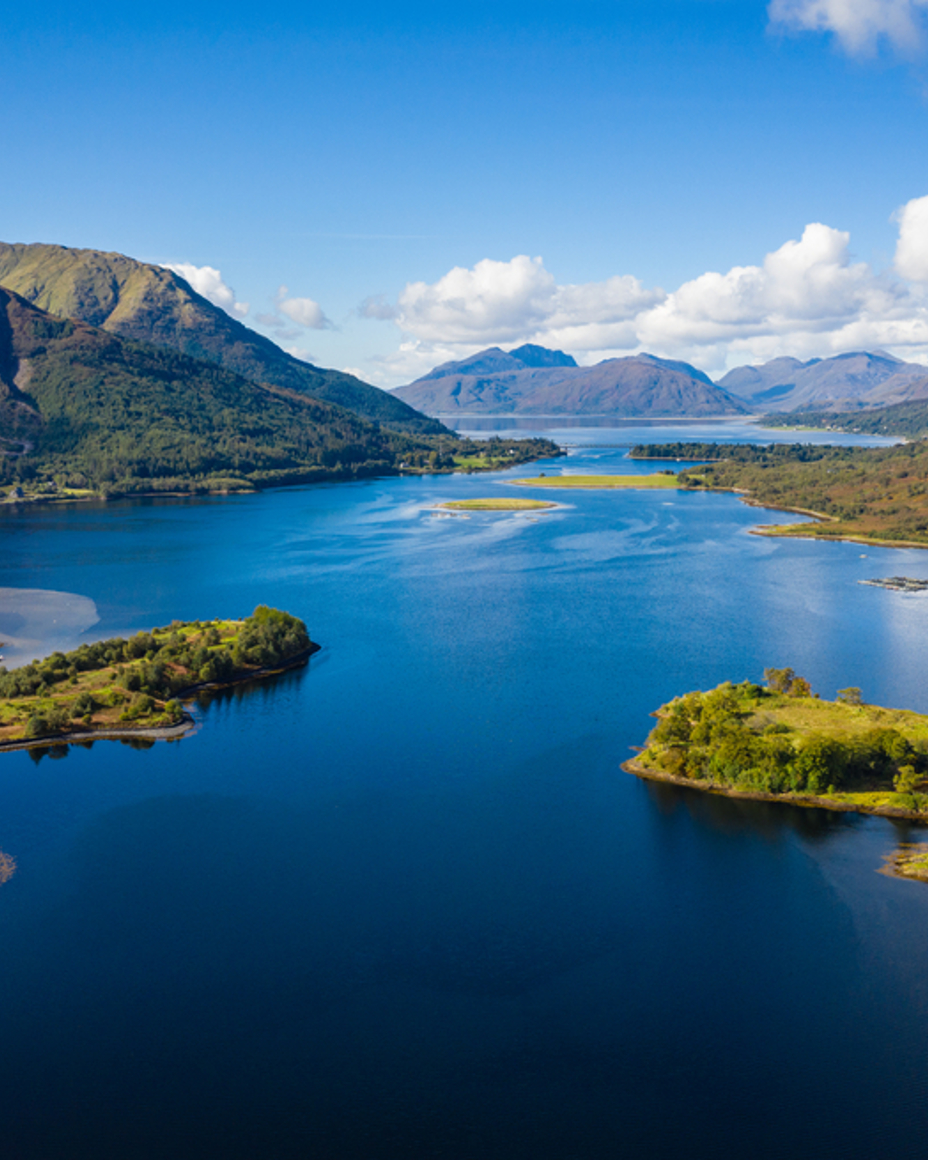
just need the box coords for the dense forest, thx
[632,440,928,544]
[635,672,928,813]
[0,288,558,497]
[762,400,928,440]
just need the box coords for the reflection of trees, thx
[0,849,16,885]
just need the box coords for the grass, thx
[437,498,558,511]
[511,473,680,489]
[744,696,928,745]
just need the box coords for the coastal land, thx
[0,606,315,752]
[631,441,928,547]
[626,670,928,821]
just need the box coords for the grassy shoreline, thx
[628,674,928,823]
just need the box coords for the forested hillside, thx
[0,241,445,434]
[0,289,557,497]
[632,440,928,545]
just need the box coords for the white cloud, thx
[768,0,928,55]
[895,194,928,281]
[277,289,331,330]
[163,262,249,318]
[393,255,659,350]
[365,205,928,385]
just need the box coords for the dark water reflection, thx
[1,428,928,1158]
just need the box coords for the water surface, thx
[1,427,926,1159]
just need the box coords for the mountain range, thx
[0,242,444,435]
[394,345,928,417]
[718,351,928,412]
[394,349,748,417]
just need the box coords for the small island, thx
[626,669,928,820]
[0,606,316,752]
[436,498,558,511]
[511,473,679,489]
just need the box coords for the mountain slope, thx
[395,349,747,417]
[718,351,928,411]
[0,241,444,434]
[0,288,421,492]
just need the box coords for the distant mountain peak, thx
[507,344,577,369]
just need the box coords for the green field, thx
[512,473,679,489]
[438,498,558,511]
[629,670,928,818]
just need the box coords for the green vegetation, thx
[630,669,928,817]
[763,400,928,441]
[0,241,445,435]
[631,440,928,546]
[512,472,679,489]
[887,845,928,881]
[0,606,313,747]
[0,288,559,498]
[437,498,558,511]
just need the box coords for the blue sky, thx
[3,0,928,383]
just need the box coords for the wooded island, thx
[627,669,928,819]
[0,606,315,751]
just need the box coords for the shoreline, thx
[622,757,928,822]
[0,643,319,755]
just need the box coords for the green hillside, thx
[763,399,928,440]
[0,241,445,434]
[0,289,558,497]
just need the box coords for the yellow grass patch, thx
[511,474,680,489]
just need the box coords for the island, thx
[625,669,928,820]
[436,498,558,511]
[859,576,928,592]
[510,473,679,489]
[0,606,316,752]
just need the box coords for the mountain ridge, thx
[395,348,746,417]
[0,241,445,434]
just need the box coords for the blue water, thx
[2,431,928,1158]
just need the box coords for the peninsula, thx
[626,669,928,820]
[631,441,928,547]
[0,606,316,752]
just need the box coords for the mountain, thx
[0,287,424,493]
[394,348,747,417]
[0,242,444,434]
[718,351,928,411]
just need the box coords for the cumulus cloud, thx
[365,206,928,384]
[163,262,249,317]
[276,288,331,330]
[392,255,658,350]
[895,194,928,281]
[768,0,928,55]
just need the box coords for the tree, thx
[836,687,863,706]
[764,667,795,694]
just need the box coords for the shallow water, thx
[1,429,927,1158]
